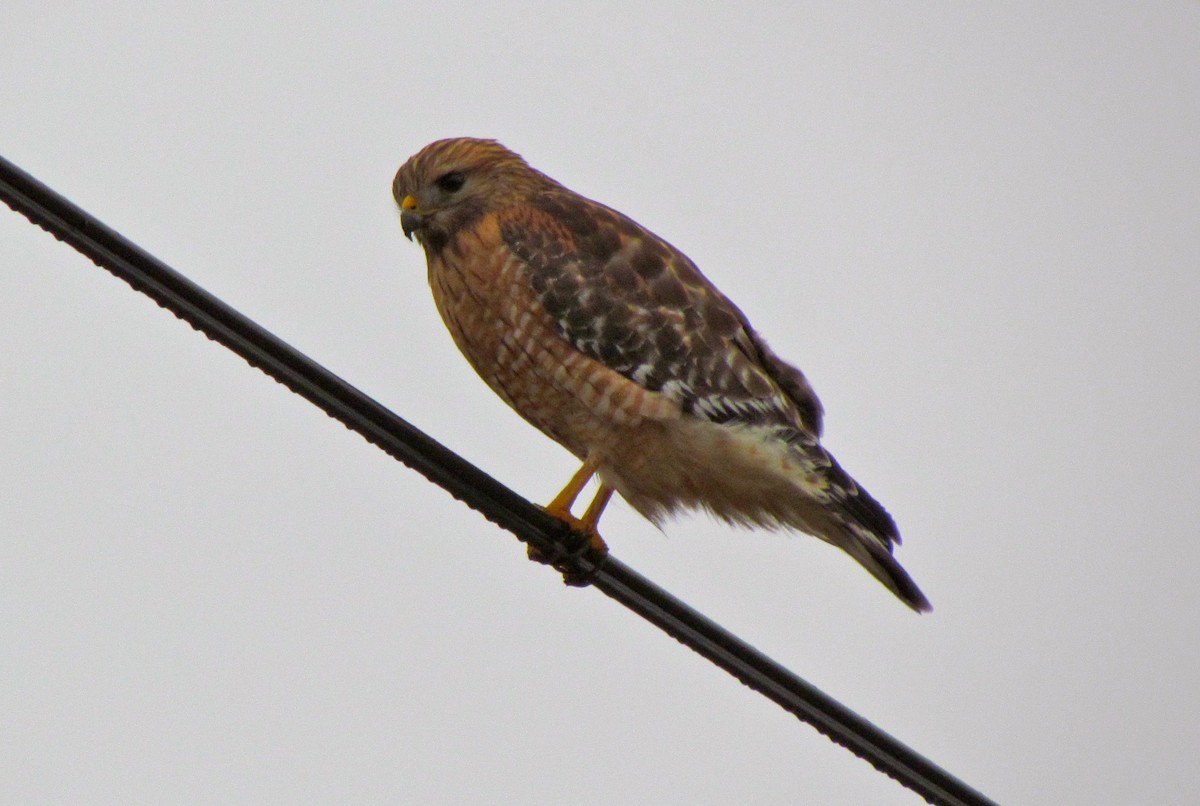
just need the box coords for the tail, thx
[763,426,931,612]
[837,525,932,613]
[816,450,932,613]
[612,417,932,611]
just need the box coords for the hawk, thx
[393,138,930,612]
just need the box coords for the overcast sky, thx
[3,3,1198,804]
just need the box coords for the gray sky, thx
[3,3,1198,804]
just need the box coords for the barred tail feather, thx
[839,529,932,613]
[809,451,932,613]
[598,419,932,612]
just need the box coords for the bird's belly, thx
[428,248,645,460]
[594,418,824,530]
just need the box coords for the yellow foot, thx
[535,508,610,552]
[529,506,610,587]
[531,461,614,585]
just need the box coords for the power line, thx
[0,154,996,806]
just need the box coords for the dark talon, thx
[526,523,609,587]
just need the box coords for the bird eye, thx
[436,171,466,193]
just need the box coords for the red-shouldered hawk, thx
[394,138,930,612]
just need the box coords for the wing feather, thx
[499,190,824,436]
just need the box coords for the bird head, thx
[393,137,548,253]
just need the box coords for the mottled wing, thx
[498,190,825,436]
[501,185,909,567]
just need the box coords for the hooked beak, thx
[399,194,421,241]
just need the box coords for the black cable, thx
[1,154,996,806]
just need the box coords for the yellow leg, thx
[541,457,611,552]
[533,458,612,585]
[544,455,600,520]
[580,485,614,534]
